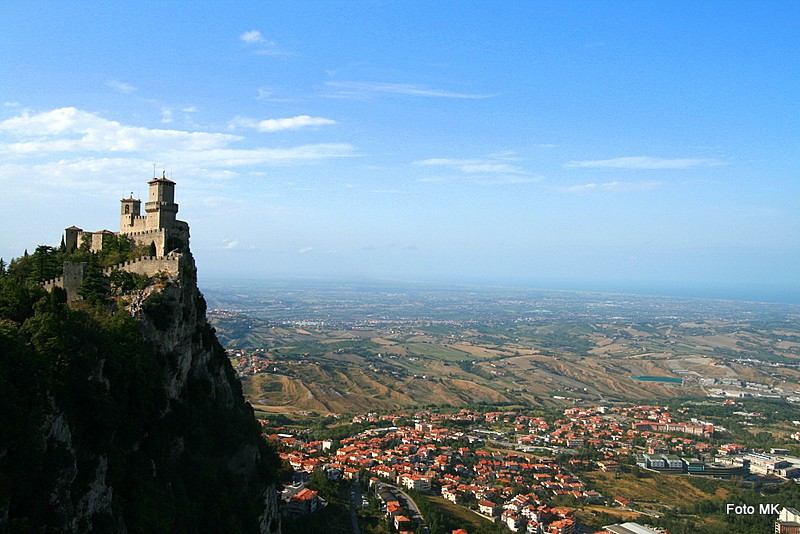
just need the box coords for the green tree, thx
[0,277,45,323]
[307,468,344,503]
[77,255,109,304]
[97,233,141,267]
[31,245,60,283]
[109,269,151,294]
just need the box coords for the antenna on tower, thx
[153,163,156,178]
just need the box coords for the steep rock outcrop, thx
[0,251,281,533]
[133,252,282,533]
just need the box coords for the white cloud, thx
[603,181,660,191]
[563,156,726,169]
[416,175,451,183]
[414,158,461,166]
[106,80,137,94]
[253,87,297,103]
[297,246,313,254]
[325,81,497,99]
[229,115,337,132]
[0,108,239,154]
[415,157,527,175]
[239,31,287,56]
[0,157,145,193]
[158,144,356,167]
[562,183,601,193]
[240,30,265,44]
[1,107,97,135]
[487,150,520,160]
[253,47,287,57]
[460,163,522,174]
[215,238,257,251]
[413,155,541,186]
[160,107,174,124]
[482,175,542,185]
[560,181,661,193]
[0,107,357,192]
[365,189,406,194]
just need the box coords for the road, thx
[380,482,428,534]
[348,484,362,534]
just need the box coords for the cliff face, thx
[129,252,282,533]
[0,252,281,533]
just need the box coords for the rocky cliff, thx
[0,251,281,533]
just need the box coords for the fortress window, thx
[125,204,130,214]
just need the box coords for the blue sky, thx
[1,2,798,302]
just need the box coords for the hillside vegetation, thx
[0,249,280,532]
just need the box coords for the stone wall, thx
[122,228,166,255]
[63,262,88,303]
[43,253,183,301]
[103,253,182,278]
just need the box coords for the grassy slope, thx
[214,310,799,414]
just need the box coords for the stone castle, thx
[65,172,189,256]
[44,173,191,300]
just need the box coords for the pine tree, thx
[77,255,109,304]
[32,245,60,283]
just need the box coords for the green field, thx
[209,288,800,414]
[403,342,474,361]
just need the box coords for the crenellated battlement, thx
[42,277,63,292]
[103,252,183,277]
[64,174,188,258]
[41,253,184,284]
[123,228,167,241]
[48,175,191,302]
[43,253,185,302]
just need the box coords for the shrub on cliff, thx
[0,251,280,533]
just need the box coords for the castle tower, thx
[64,226,82,253]
[145,172,179,231]
[120,193,142,232]
[117,173,189,256]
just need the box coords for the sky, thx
[1,2,798,303]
